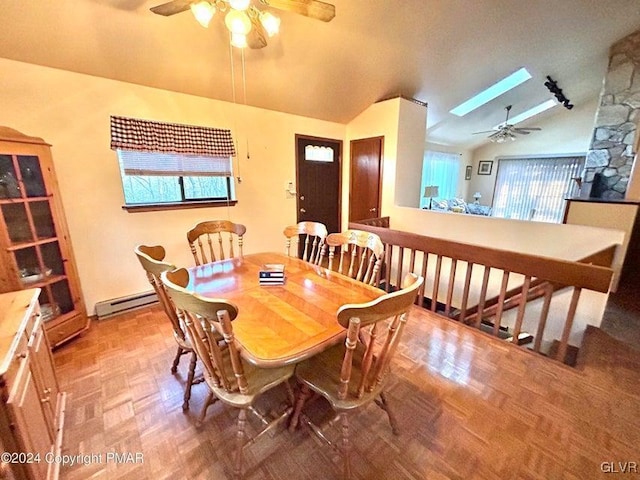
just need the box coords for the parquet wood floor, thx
[54,305,640,480]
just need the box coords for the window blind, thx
[110,116,235,177]
[492,156,584,223]
[117,151,233,177]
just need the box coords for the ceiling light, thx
[229,0,251,10]
[450,68,532,117]
[190,1,216,28]
[260,11,281,37]
[225,9,252,35]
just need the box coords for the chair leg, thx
[182,351,198,411]
[341,413,351,480]
[375,391,400,435]
[196,391,217,427]
[288,384,312,432]
[171,346,184,374]
[234,409,248,480]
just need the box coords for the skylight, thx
[450,68,532,117]
[501,99,557,127]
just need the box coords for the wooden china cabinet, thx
[0,127,87,347]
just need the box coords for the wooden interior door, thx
[349,136,383,222]
[295,135,341,234]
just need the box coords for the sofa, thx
[428,198,492,216]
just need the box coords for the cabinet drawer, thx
[1,334,28,395]
[45,314,87,347]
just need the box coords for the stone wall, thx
[584,29,640,199]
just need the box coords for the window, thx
[492,156,585,223]
[450,68,531,116]
[110,116,236,210]
[420,150,462,207]
[116,152,234,204]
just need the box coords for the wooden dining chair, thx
[187,220,247,265]
[161,268,296,480]
[134,245,202,411]
[289,273,423,479]
[283,221,328,265]
[325,229,385,286]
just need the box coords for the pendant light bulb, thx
[225,10,252,35]
[229,0,251,11]
[259,11,280,37]
[190,1,215,28]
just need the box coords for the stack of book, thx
[259,263,285,286]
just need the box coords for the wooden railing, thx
[349,221,615,364]
[350,216,390,228]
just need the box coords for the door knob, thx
[300,208,307,213]
[369,207,377,212]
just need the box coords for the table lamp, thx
[423,185,439,209]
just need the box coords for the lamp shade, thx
[423,185,439,198]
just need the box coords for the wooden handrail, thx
[350,216,390,228]
[350,223,613,293]
[350,221,615,365]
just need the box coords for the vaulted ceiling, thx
[0,1,638,149]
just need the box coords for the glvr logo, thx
[601,462,638,473]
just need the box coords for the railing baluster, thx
[492,271,510,336]
[511,276,531,343]
[474,266,491,328]
[533,283,554,353]
[556,287,582,362]
[395,246,405,290]
[431,255,443,313]
[384,246,393,292]
[458,262,473,323]
[444,259,457,316]
[418,252,429,305]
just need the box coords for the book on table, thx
[259,264,285,278]
[259,263,285,284]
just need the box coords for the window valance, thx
[110,116,236,157]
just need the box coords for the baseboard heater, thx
[95,290,158,320]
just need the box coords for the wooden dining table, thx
[186,252,384,368]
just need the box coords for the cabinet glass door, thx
[17,155,46,197]
[0,154,21,198]
[1,203,33,243]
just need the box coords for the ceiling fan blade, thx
[472,130,497,135]
[247,14,268,49]
[514,127,542,132]
[262,0,336,22]
[150,0,193,16]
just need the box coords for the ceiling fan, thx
[473,105,542,143]
[150,0,336,49]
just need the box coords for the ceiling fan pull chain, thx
[241,47,250,161]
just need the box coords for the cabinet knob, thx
[43,387,52,395]
[15,352,26,360]
[40,396,51,404]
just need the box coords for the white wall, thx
[0,58,346,312]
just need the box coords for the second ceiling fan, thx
[473,105,542,143]
[150,0,336,49]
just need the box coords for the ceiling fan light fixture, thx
[190,1,216,27]
[225,9,252,35]
[230,32,248,48]
[229,0,251,11]
[260,11,281,37]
